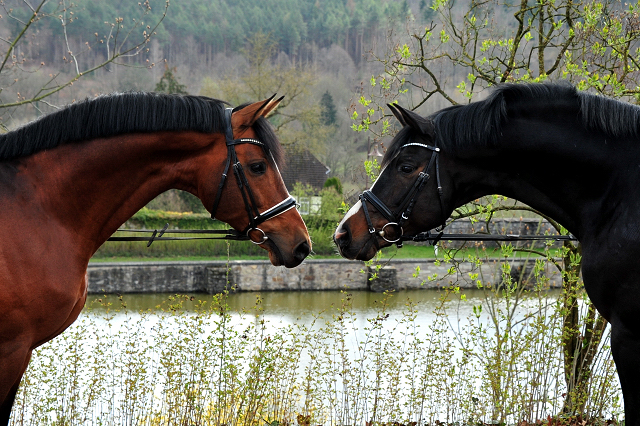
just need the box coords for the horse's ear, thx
[388,103,407,127]
[260,95,284,118]
[390,103,434,136]
[232,94,281,128]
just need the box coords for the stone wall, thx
[446,217,558,235]
[87,257,563,294]
[434,217,565,248]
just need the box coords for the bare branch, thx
[0,0,46,78]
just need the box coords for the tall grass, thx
[12,284,621,425]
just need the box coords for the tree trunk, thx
[561,241,609,414]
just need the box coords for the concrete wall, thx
[87,257,563,294]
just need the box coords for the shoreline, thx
[87,257,563,294]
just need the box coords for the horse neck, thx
[15,131,221,256]
[450,115,627,238]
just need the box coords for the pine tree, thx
[155,65,188,95]
[320,91,337,126]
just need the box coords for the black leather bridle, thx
[209,108,297,244]
[359,141,447,248]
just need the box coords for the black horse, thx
[334,83,640,422]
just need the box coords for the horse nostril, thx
[294,241,311,262]
[334,224,351,248]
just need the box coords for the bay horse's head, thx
[201,96,311,267]
[334,103,450,261]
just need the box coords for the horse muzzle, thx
[334,220,379,261]
[264,233,311,267]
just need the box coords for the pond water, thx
[88,288,482,316]
[81,289,554,347]
[86,288,558,320]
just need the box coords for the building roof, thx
[281,150,330,192]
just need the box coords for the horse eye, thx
[250,162,267,175]
[400,164,415,174]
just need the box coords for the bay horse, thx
[334,83,640,422]
[0,93,311,424]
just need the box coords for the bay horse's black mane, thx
[383,82,640,166]
[0,92,283,165]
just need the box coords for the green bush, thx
[95,205,340,259]
[126,207,215,229]
[323,176,343,194]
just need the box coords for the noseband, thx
[209,108,297,244]
[359,142,447,248]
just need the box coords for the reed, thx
[11,282,622,425]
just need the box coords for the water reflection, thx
[85,288,566,327]
[86,288,542,316]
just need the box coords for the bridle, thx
[209,108,297,244]
[359,141,447,248]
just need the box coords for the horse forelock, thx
[384,82,640,160]
[0,92,230,161]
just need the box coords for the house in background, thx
[281,150,330,215]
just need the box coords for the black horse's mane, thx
[383,83,640,165]
[0,92,283,166]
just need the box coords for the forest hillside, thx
[0,0,435,197]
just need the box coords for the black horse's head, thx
[334,103,453,260]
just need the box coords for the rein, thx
[407,231,577,243]
[108,108,297,246]
[107,224,252,246]
[360,141,447,248]
[107,226,578,246]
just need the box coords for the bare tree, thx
[0,0,168,128]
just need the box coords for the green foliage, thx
[126,207,214,229]
[155,65,188,94]
[292,183,344,222]
[320,91,337,126]
[364,158,381,182]
[323,176,343,194]
[93,206,346,258]
[18,0,408,63]
[288,182,346,255]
